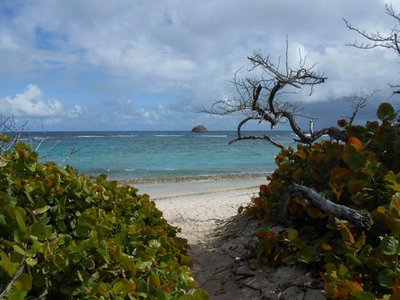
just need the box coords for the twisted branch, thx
[281,184,372,229]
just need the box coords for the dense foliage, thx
[0,142,207,299]
[246,103,400,299]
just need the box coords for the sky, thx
[0,0,399,131]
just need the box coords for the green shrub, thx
[246,103,400,299]
[0,142,207,299]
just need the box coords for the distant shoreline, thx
[117,172,270,185]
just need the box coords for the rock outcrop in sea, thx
[191,124,208,132]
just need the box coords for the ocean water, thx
[19,131,295,180]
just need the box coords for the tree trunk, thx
[282,183,372,229]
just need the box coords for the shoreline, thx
[132,176,267,201]
[116,171,270,185]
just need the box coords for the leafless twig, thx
[344,4,400,55]
[343,91,377,126]
[60,149,78,166]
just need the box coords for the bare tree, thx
[345,4,400,94]
[206,43,373,229]
[343,91,377,127]
[207,41,347,149]
[344,4,400,55]
[205,35,386,228]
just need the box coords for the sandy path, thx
[136,178,263,244]
[135,179,325,300]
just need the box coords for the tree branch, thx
[229,116,284,149]
[344,91,375,126]
[344,4,400,56]
[283,183,372,229]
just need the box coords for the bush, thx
[246,103,400,299]
[0,142,207,299]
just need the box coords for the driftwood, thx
[281,183,372,229]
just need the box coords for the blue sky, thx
[0,0,399,131]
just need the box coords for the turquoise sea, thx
[20,131,295,181]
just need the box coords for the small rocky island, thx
[191,124,208,132]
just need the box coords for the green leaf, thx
[12,244,26,255]
[338,264,349,277]
[342,144,367,170]
[0,252,18,276]
[82,258,95,270]
[24,161,36,172]
[14,207,27,232]
[136,261,152,271]
[351,291,376,300]
[298,246,314,264]
[32,205,51,215]
[0,214,6,226]
[149,271,161,290]
[287,229,299,241]
[179,268,197,288]
[384,172,400,192]
[192,288,209,300]
[377,102,396,121]
[53,253,69,269]
[112,281,126,296]
[4,289,26,300]
[281,255,296,264]
[14,273,32,291]
[75,221,93,238]
[390,193,400,219]
[30,222,53,241]
[25,257,38,267]
[378,269,396,288]
[380,235,399,256]
[148,239,161,249]
[0,157,9,167]
[98,240,110,264]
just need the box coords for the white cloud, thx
[65,105,84,119]
[0,84,63,117]
[0,0,399,130]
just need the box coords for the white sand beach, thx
[135,178,265,244]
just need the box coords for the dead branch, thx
[60,149,79,166]
[343,91,376,126]
[345,4,400,96]
[228,116,285,149]
[0,116,28,153]
[282,183,372,229]
[205,41,343,149]
[344,4,400,56]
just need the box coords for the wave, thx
[76,134,137,138]
[19,136,53,141]
[154,134,184,137]
[76,135,107,138]
[200,135,228,138]
[113,134,137,138]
